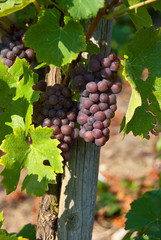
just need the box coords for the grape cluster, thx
[0,24,35,68]
[70,52,122,146]
[33,82,79,161]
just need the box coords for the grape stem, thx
[63,0,108,86]
[33,0,41,12]
[104,0,158,20]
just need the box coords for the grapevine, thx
[0,0,160,240]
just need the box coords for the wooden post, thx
[36,67,62,240]
[57,16,113,240]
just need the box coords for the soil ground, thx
[0,82,160,240]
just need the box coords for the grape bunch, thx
[0,24,35,68]
[33,82,79,161]
[71,52,122,146]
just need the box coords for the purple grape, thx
[110,82,122,94]
[79,128,86,138]
[61,118,69,125]
[89,93,99,102]
[56,133,63,141]
[97,80,108,92]
[82,89,89,97]
[61,125,73,136]
[104,109,114,118]
[84,73,94,82]
[102,128,110,138]
[98,103,108,111]
[81,108,90,115]
[6,51,16,61]
[43,118,52,127]
[87,116,95,125]
[108,93,116,104]
[69,121,75,128]
[77,113,88,125]
[75,65,86,75]
[110,104,117,112]
[36,80,47,92]
[93,121,104,129]
[48,109,56,118]
[83,123,93,131]
[110,61,120,72]
[84,131,95,142]
[40,92,48,101]
[63,135,72,144]
[101,57,111,68]
[62,87,72,98]
[100,68,112,78]
[67,112,77,121]
[43,100,53,109]
[56,110,66,119]
[41,108,49,117]
[51,125,60,135]
[81,98,93,109]
[1,49,10,58]
[18,50,26,59]
[54,104,62,110]
[103,119,111,128]
[90,104,100,114]
[94,111,106,121]
[108,52,116,61]
[3,58,13,67]
[25,49,35,59]
[72,128,79,139]
[97,53,104,62]
[72,75,85,89]
[55,91,61,97]
[64,100,72,109]
[95,137,106,146]
[59,143,69,153]
[12,46,21,55]
[99,93,109,103]
[102,79,112,87]
[89,59,101,72]
[52,118,61,126]
[86,82,98,93]
[92,129,102,139]
[62,152,72,161]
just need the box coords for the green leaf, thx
[152,0,161,11]
[128,7,152,28]
[0,0,34,17]
[57,0,105,20]
[123,0,152,28]
[0,58,39,143]
[122,231,133,240]
[125,190,161,233]
[121,27,161,138]
[15,3,38,25]
[0,126,63,196]
[16,224,36,240]
[0,212,3,229]
[0,228,28,240]
[25,8,86,67]
[86,42,100,54]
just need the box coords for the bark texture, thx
[57,140,100,240]
[36,182,61,240]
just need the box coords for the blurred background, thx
[0,6,161,240]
